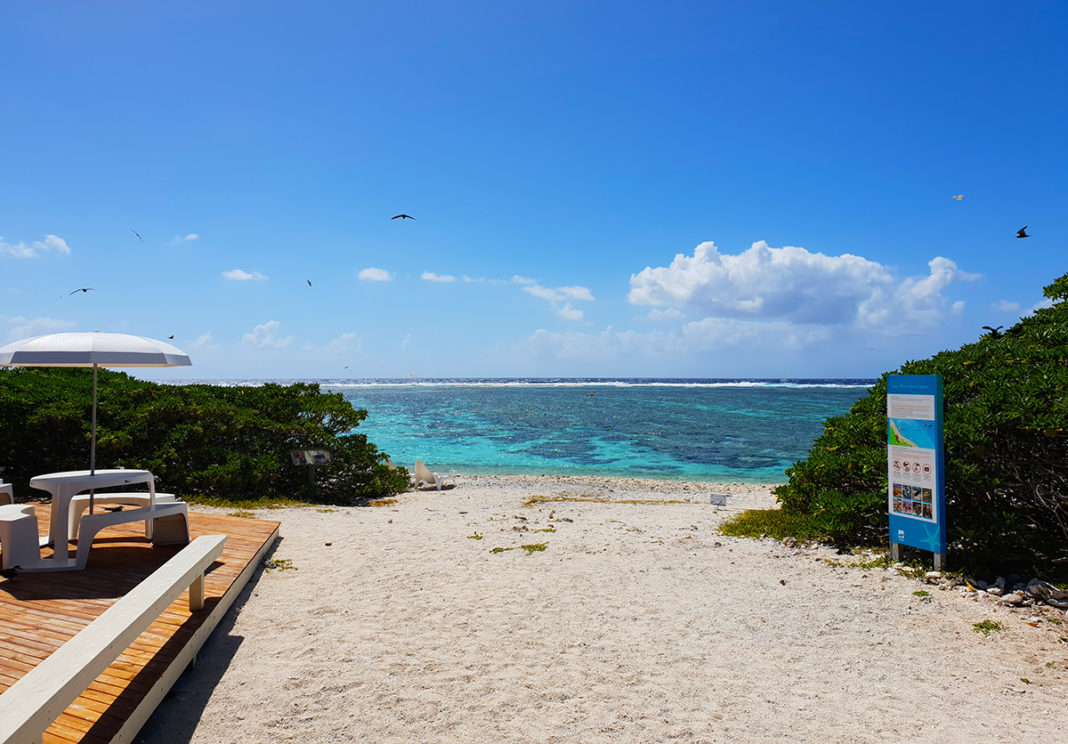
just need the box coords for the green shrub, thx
[0,370,409,504]
[770,272,1068,578]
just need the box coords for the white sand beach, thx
[137,476,1067,743]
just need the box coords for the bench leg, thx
[189,573,205,611]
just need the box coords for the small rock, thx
[987,586,1004,596]
[1001,591,1027,606]
[925,571,942,582]
[974,579,989,590]
[782,537,797,549]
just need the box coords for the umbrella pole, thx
[90,363,98,515]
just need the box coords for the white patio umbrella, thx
[0,331,191,509]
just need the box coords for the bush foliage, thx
[765,272,1068,576]
[0,370,409,504]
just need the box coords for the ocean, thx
[313,378,875,484]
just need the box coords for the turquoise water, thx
[324,379,872,484]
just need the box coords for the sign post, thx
[886,375,947,569]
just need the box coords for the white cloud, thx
[184,233,199,241]
[2,315,77,341]
[421,272,456,283]
[556,303,584,321]
[188,331,223,350]
[241,320,293,349]
[525,326,682,359]
[461,274,537,286]
[630,240,978,332]
[1032,298,1054,313]
[172,233,200,244]
[325,332,360,352]
[359,267,392,282]
[521,282,594,321]
[222,269,267,281]
[0,234,71,258]
[646,307,684,322]
[681,317,832,351]
[993,299,1021,313]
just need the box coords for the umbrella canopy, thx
[0,331,191,485]
[0,331,190,368]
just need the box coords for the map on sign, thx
[887,418,937,450]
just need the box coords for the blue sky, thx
[1,1,1064,380]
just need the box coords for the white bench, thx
[67,492,180,539]
[0,534,227,744]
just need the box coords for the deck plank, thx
[0,503,279,743]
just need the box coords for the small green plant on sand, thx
[364,498,399,508]
[524,493,687,507]
[718,509,827,542]
[316,507,336,513]
[972,619,1005,636]
[534,526,556,533]
[263,557,297,572]
[912,590,930,597]
[227,510,256,519]
[490,543,548,555]
[468,533,483,540]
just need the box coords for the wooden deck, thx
[0,504,280,744]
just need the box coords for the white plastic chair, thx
[413,460,455,491]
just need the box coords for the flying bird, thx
[168,335,175,339]
[69,287,95,295]
[307,279,312,286]
[952,195,963,200]
[1016,226,1030,238]
[391,214,416,220]
[982,325,1004,338]
[130,228,143,242]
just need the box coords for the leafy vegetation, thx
[972,619,1005,636]
[722,272,1068,579]
[0,369,409,504]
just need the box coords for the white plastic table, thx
[29,469,156,569]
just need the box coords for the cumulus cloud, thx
[324,332,360,352]
[0,234,71,258]
[521,283,594,321]
[2,315,77,341]
[646,307,684,322]
[462,274,536,286]
[172,233,200,244]
[222,269,267,281]
[421,272,456,283]
[241,320,293,349]
[526,326,682,359]
[188,332,223,350]
[630,240,977,332]
[993,299,1021,313]
[359,267,392,282]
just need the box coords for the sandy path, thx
[136,476,1067,743]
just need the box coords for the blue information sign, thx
[887,375,946,556]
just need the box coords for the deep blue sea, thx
[300,378,873,484]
